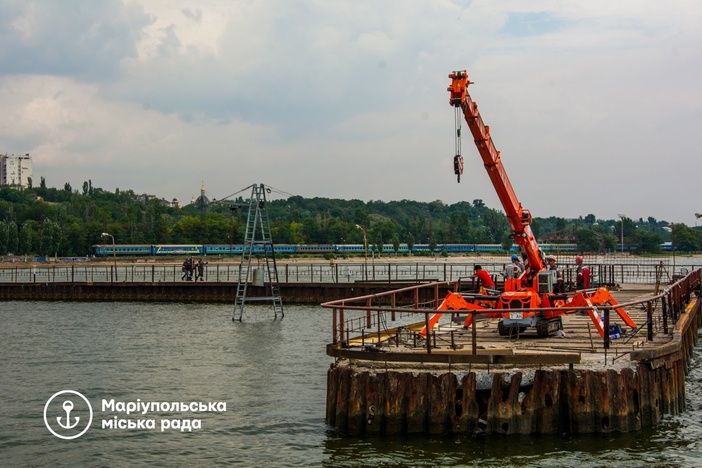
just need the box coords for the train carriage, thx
[91,242,580,257]
[91,244,153,256]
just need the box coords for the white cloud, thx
[0,0,700,223]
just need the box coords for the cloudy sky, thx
[0,0,700,223]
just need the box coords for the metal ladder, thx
[233,183,284,321]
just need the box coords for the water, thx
[1,302,700,467]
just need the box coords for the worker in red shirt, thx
[473,265,495,289]
[575,255,591,289]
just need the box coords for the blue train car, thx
[203,244,242,255]
[153,244,203,255]
[91,244,152,256]
[335,244,365,253]
[395,243,410,253]
[91,242,583,257]
[297,244,334,253]
[441,244,473,253]
[541,243,577,252]
[202,244,299,255]
[274,244,297,254]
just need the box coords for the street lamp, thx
[617,214,626,253]
[355,224,368,281]
[661,225,674,276]
[101,232,116,282]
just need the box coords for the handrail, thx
[0,261,696,285]
[322,268,701,366]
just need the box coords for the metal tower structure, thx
[233,183,284,321]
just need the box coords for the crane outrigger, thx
[422,70,636,338]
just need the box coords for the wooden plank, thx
[327,345,580,364]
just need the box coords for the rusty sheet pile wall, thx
[325,271,702,435]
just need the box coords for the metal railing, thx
[0,261,697,285]
[321,269,702,366]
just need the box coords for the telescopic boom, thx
[448,70,544,273]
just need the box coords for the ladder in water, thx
[233,183,284,321]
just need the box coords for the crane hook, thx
[453,154,464,183]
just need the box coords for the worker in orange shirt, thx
[473,264,495,290]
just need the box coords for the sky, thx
[0,0,700,224]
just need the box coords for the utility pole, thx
[617,214,626,253]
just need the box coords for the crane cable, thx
[216,185,256,202]
[266,185,296,199]
[216,184,295,204]
[453,106,464,183]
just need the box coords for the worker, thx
[546,255,564,293]
[503,254,522,279]
[575,255,591,289]
[521,252,529,270]
[473,265,495,289]
[512,254,524,273]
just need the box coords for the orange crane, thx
[422,70,636,338]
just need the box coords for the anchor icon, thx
[44,390,93,439]
[56,400,80,430]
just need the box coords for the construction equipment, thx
[422,70,636,338]
[233,183,284,322]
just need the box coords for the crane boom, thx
[421,69,637,339]
[420,69,637,340]
[448,70,544,273]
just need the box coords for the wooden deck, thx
[335,286,672,369]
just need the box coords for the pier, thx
[322,269,702,435]
[0,259,693,304]
[0,280,450,304]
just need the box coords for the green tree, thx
[481,210,509,243]
[0,221,7,254]
[501,236,513,252]
[428,238,437,254]
[6,221,18,254]
[576,229,600,252]
[18,221,37,254]
[39,219,62,256]
[632,230,661,252]
[672,224,700,251]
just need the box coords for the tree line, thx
[0,181,699,257]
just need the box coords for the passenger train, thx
[91,243,579,257]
